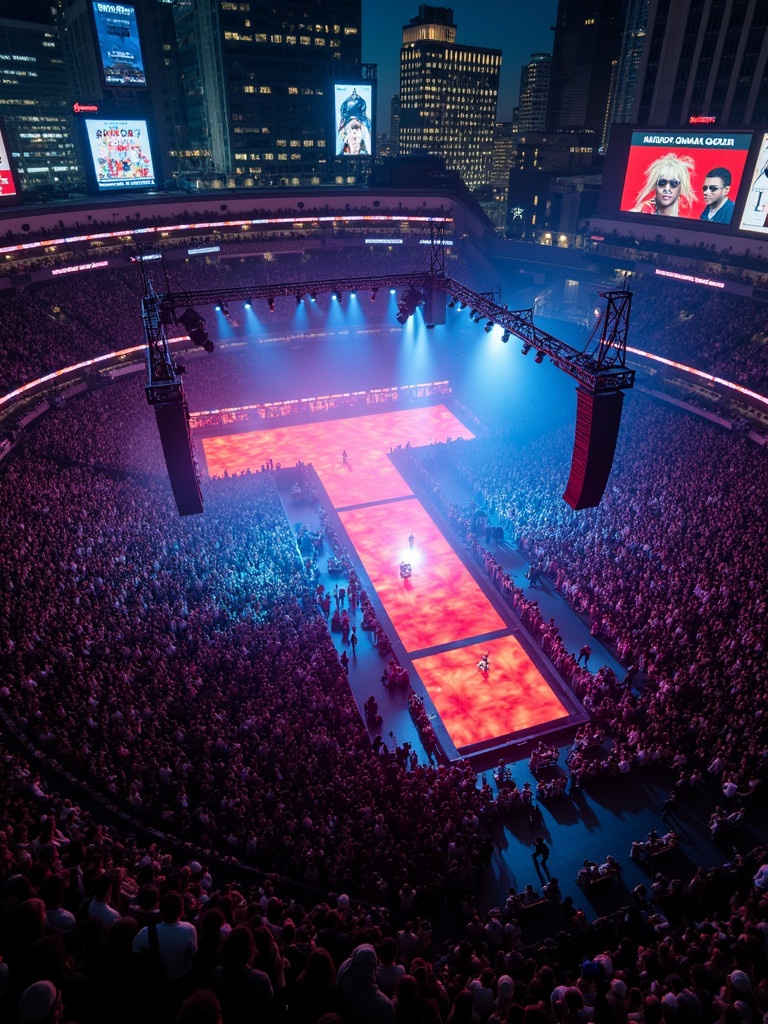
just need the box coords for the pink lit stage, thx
[199,406,571,753]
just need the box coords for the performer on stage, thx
[478,652,489,672]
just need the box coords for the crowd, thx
[628,276,768,392]
[1,221,768,1021]
[0,243,479,399]
[417,393,768,798]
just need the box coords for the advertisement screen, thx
[334,83,373,158]
[738,133,768,235]
[619,130,752,226]
[84,118,156,191]
[0,125,18,198]
[92,2,146,88]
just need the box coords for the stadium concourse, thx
[0,190,768,1023]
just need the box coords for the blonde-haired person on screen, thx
[631,153,696,216]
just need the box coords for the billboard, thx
[619,130,752,226]
[83,118,156,191]
[334,83,373,158]
[738,132,768,235]
[91,2,147,88]
[0,122,19,200]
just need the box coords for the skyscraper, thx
[518,53,552,133]
[546,0,622,145]
[607,0,649,135]
[0,5,81,193]
[632,0,768,128]
[174,0,365,187]
[398,5,501,191]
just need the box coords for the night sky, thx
[362,0,560,127]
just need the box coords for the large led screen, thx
[334,83,373,158]
[84,118,156,191]
[619,130,752,226]
[92,2,147,88]
[0,125,18,199]
[738,133,768,235]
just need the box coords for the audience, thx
[1,218,768,1024]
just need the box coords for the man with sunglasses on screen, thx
[699,168,735,224]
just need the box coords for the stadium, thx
[1,177,768,1023]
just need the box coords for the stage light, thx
[244,297,252,309]
[349,291,356,299]
[484,320,494,333]
[457,300,466,310]
[521,342,532,355]
[390,288,397,295]
[473,312,483,323]
[214,302,221,311]
[268,296,275,312]
[534,350,546,363]
[178,307,213,353]
[309,291,317,301]
[295,293,302,305]
[396,285,423,325]
[470,308,478,318]
[447,297,456,308]
[370,288,378,301]
[501,330,511,343]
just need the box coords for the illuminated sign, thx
[619,130,752,226]
[73,102,99,113]
[0,125,18,198]
[187,246,221,255]
[334,83,373,158]
[83,118,156,191]
[91,2,146,88]
[738,133,768,235]
[51,260,110,275]
[654,268,725,289]
[689,116,716,124]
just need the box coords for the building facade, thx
[398,5,501,191]
[0,6,81,194]
[174,0,365,187]
[632,0,768,128]
[518,53,551,133]
[546,0,623,148]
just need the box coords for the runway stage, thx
[200,405,575,756]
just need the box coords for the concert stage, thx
[199,405,581,759]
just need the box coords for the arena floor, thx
[200,405,575,755]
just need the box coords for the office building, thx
[0,4,81,194]
[518,53,551,133]
[173,0,365,187]
[606,0,649,139]
[546,0,622,146]
[60,0,186,189]
[632,0,768,128]
[398,5,501,191]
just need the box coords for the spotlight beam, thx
[156,273,634,394]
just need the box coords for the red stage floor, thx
[199,406,571,752]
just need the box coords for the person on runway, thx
[478,652,489,672]
[577,643,591,667]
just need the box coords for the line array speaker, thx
[154,399,204,516]
[563,387,624,510]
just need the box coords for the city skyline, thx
[361,0,560,126]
